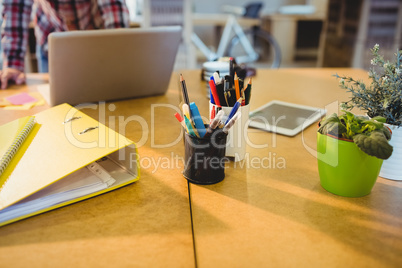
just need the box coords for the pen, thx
[223,110,241,134]
[205,110,225,137]
[211,110,224,129]
[209,88,215,104]
[182,104,200,137]
[224,91,229,106]
[215,78,225,106]
[210,106,216,123]
[189,102,207,138]
[224,75,230,90]
[225,97,242,124]
[209,76,215,104]
[180,74,190,105]
[182,103,191,120]
[227,88,237,107]
[209,77,221,107]
[174,112,187,130]
[184,115,197,137]
[213,72,221,84]
[229,57,234,86]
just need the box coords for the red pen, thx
[210,106,216,123]
[209,78,221,107]
[174,112,186,129]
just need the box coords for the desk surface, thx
[1,69,402,267]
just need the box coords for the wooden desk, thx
[189,68,402,267]
[0,73,195,267]
[1,69,402,267]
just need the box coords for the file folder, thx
[0,103,140,227]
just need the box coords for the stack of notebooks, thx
[0,103,140,227]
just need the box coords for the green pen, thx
[184,115,196,137]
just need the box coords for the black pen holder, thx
[183,128,228,185]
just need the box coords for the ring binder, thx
[63,116,82,124]
[79,126,99,135]
[0,104,140,227]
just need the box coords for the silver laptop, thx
[48,26,182,106]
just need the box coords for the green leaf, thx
[344,110,355,121]
[362,120,383,130]
[371,116,387,123]
[318,114,347,137]
[350,123,362,134]
[327,122,347,137]
[353,131,393,159]
[355,115,368,123]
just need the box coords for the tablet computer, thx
[248,100,326,136]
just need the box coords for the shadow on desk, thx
[0,170,190,247]
[191,162,402,267]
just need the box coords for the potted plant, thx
[335,44,402,181]
[317,111,392,197]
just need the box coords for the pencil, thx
[180,74,190,105]
[244,78,252,105]
[234,72,240,100]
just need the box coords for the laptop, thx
[48,26,182,106]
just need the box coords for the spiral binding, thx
[0,117,36,177]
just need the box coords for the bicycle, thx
[191,4,281,69]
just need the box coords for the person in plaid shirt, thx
[0,0,130,89]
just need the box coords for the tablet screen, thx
[248,100,325,136]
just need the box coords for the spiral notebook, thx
[0,104,140,227]
[0,116,36,178]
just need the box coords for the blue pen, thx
[189,102,207,138]
[225,97,243,125]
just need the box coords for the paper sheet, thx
[5,93,37,105]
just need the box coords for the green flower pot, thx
[317,133,383,197]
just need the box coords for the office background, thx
[1,0,402,71]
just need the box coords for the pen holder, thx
[209,103,250,161]
[183,128,228,185]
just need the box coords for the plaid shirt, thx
[1,0,130,71]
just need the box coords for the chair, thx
[243,2,263,18]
